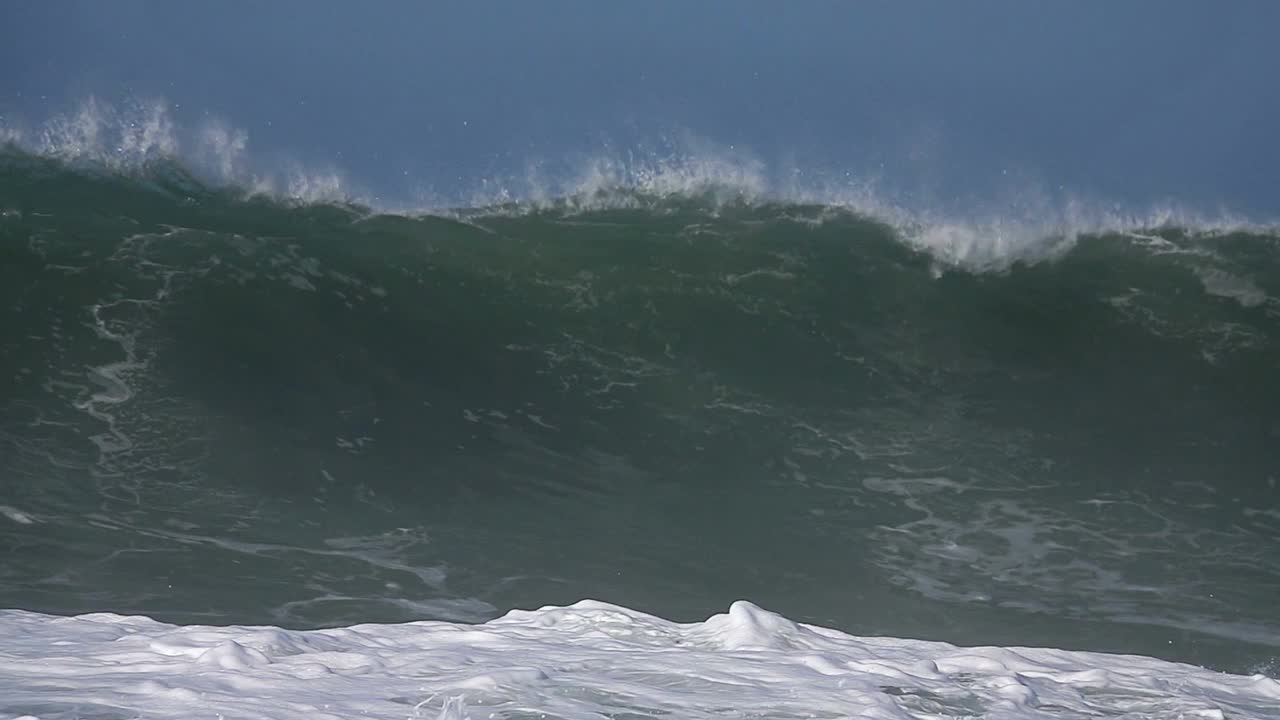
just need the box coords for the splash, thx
[3,97,352,205]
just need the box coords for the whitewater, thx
[2,101,1279,720]
[4,601,1280,720]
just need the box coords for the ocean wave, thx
[3,132,1279,675]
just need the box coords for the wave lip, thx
[1,601,1277,720]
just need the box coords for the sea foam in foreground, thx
[2,601,1278,720]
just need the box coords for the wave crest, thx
[3,98,1275,271]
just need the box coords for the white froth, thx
[1196,268,1271,308]
[0,505,35,525]
[0,601,1276,720]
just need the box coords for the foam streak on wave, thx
[1,601,1277,720]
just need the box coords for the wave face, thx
[2,150,1279,682]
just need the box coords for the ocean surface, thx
[1,132,1279,718]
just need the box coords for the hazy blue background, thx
[2,1,1278,214]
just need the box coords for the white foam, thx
[0,505,35,525]
[0,600,1275,720]
[1196,268,1272,308]
[883,198,1275,270]
[861,472,1280,648]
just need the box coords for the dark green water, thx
[1,150,1278,674]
